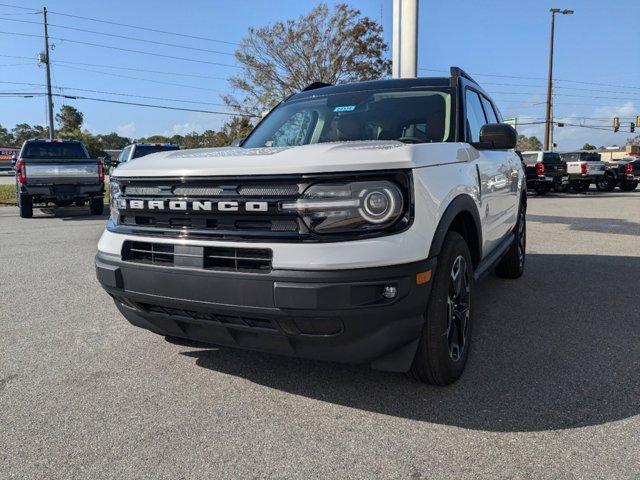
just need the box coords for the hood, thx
[111,141,471,178]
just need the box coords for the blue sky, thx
[0,0,638,149]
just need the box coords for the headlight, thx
[280,180,405,234]
[110,179,122,223]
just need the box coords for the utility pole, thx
[543,8,573,151]
[42,7,55,140]
[392,0,419,79]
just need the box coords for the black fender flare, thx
[427,194,483,263]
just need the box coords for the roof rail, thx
[450,66,480,86]
[302,82,333,92]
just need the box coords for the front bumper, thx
[95,251,435,372]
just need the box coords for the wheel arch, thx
[428,194,483,268]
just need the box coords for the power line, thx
[0,2,39,11]
[0,16,235,56]
[50,93,257,117]
[0,30,240,68]
[53,59,228,80]
[0,80,230,106]
[53,63,228,93]
[48,9,239,46]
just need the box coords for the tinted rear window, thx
[22,142,88,160]
[132,145,179,159]
[542,152,561,162]
[521,153,539,163]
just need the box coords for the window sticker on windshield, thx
[333,105,356,112]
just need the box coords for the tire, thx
[595,175,616,192]
[410,231,474,385]
[89,197,104,215]
[553,182,569,193]
[18,193,33,218]
[619,181,638,192]
[571,180,589,193]
[495,201,526,279]
[534,185,549,195]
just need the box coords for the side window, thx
[465,89,487,143]
[267,111,316,147]
[480,96,498,124]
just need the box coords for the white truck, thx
[559,151,607,192]
[95,68,526,385]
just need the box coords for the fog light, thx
[382,286,397,299]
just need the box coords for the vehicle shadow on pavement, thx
[528,214,640,236]
[181,253,640,433]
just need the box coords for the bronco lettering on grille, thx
[127,199,269,212]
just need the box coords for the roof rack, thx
[302,82,333,92]
[450,66,480,86]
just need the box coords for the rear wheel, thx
[534,185,550,195]
[18,193,33,218]
[619,180,638,192]
[495,201,526,279]
[410,231,473,385]
[89,197,104,215]
[553,182,569,193]
[595,175,616,192]
[571,180,590,193]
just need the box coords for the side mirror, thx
[11,154,17,168]
[476,123,517,150]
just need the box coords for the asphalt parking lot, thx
[1,190,639,479]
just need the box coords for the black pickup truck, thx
[600,159,640,191]
[15,139,105,218]
[520,150,568,194]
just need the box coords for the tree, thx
[516,135,542,151]
[97,132,131,150]
[12,123,47,146]
[581,143,597,150]
[55,105,84,132]
[627,134,640,147]
[0,123,14,146]
[224,3,391,115]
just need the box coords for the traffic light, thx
[636,115,640,128]
[613,117,620,132]
[632,123,636,133]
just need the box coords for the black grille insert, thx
[139,303,277,331]
[121,241,272,272]
[123,241,174,265]
[203,246,272,272]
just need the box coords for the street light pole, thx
[42,7,55,140]
[544,8,573,152]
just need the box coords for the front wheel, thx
[89,197,104,215]
[410,231,474,385]
[619,181,638,192]
[18,193,33,218]
[553,182,569,193]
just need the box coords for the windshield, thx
[21,142,89,160]
[243,87,454,148]
[132,145,179,159]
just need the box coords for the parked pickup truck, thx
[15,138,105,218]
[0,147,19,173]
[600,158,639,191]
[559,151,607,192]
[95,68,526,385]
[113,143,180,166]
[520,150,568,194]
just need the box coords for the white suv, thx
[96,67,525,385]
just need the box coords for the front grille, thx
[203,246,272,271]
[139,303,277,330]
[122,241,272,272]
[124,241,174,265]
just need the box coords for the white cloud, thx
[117,122,136,138]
